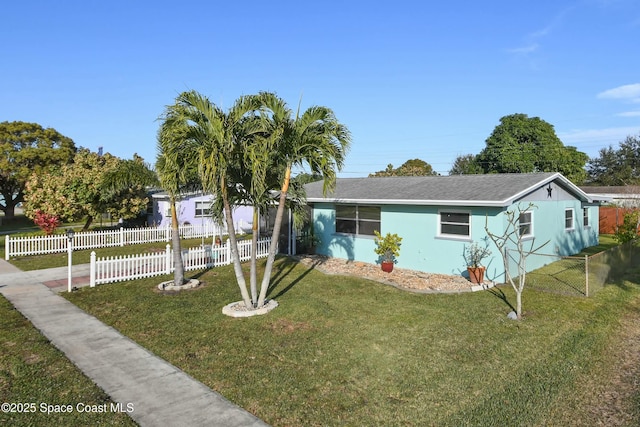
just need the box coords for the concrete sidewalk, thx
[0,259,268,427]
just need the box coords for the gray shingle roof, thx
[580,185,640,195]
[304,172,589,207]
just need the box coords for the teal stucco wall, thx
[312,192,599,282]
[312,202,504,278]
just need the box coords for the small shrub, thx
[32,210,61,235]
[614,210,640,244]
[373,231,402,262]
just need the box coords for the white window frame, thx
[195,201,211,217]
[565,208,575,231]
[335,205,380,237]
[583,207,590,228]
[518,211,534,238]
[438,210,471,240]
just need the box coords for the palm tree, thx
[168,90,266,308]
[256,94,351,308]
[99,154,159,230]
[158,90,350,311]
[155,113,200,287]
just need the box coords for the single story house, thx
[579,185,640,207]
[579,186,640,234]
[148,193,297,253]
[304,172,599,283]
[148,192,255,233]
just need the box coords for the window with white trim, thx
[439,211,470,238]
[583,207,590,227]
[565,208,574,230]
[335,205,380,236]
[518,211,533,237]
[195,201,211,217]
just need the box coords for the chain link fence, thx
[508,241,639,297]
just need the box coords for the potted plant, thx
[374,231,402,272]
[464,241,492,284]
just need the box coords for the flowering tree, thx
[24,149,151,230]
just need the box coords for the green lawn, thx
[61,256,640,426]
[0,295,136,426]
[524,236,636,297]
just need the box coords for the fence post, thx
[4,235,9,260]
[119,227,125,247]
[90,251,96,288]
[166,244,171,274]
[166,224,171,242]
[585,254,589,298]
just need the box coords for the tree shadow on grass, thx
[267,256,323,300]
[487,286,516,313]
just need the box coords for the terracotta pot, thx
[467,266,485,284]
[381,261,394,273]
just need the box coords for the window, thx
[439,211,470,238]
[195,201,211,217]
[583,208,590,227]
[519,211,533,237]
[565,208,574,230]
[335,205,380,236]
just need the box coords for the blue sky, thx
[2,0,640,176]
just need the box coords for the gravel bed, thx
[295,255,475,293]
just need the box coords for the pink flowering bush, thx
[33,210,61,235]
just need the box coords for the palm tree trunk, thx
[221,185,252,308]
[257,166,290,307]
[249,206,259,306]
[170,198,185,286]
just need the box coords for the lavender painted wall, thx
[149,193,254,232]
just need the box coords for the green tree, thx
[163,90,266,308]
[256,93,351,308]
[158,91,350,312]
[294,172,324,185]
[23,149,150,230]
[155,116,200,287]
[101,154,158,225]
[370,158,438,177]
[0,121,76,219]
[614,210,640,244]
[449,154,483,175]
[587,133,640,185]
[476,114,588,184]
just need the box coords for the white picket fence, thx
[5,223,227,260]
[89,238,272,287]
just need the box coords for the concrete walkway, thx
[0,259,268,427]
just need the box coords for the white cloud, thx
[597,83,640,100]
[530,25,552,38]
[506,6,573,63]
[617,111,640,117]
[507,43,539,54]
